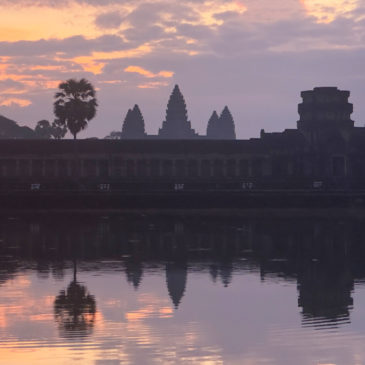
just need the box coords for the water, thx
[1,210,365,365]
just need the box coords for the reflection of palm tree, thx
[54,261,96,337]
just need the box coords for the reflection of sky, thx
[1,266,365,364]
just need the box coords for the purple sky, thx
[0,0,364,138]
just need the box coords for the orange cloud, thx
[300,0,358,23]
[125,66,174,78]
[29,65,65,71]
[138,81,169,89]
[74,60,106,75]
[183,0,247,26]
[0,97,31,107]
[70,44,152,75]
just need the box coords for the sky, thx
[0,0,364,139]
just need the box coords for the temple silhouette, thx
[2,86,365,205]
[121,85,236,139]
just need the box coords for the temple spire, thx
[121,104,146,139]
[219,106,236,139]
[205,107,236,139]
[206,110,219,138]
[158,85,197,139]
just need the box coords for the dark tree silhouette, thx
[104,131,122,139]
[35,119,67,139]
[54,261,96,337]
[54,78,98,139]
[35,120,53,139]
[51,120,67,139]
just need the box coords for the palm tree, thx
[54,78,98,139]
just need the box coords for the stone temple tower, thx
[158,85,197,139]
[297,87,354,133]
[297,87,354,147]
[121,104,146,139]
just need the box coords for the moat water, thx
[1,210,365,365]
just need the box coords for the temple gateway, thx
[0,86,365,197]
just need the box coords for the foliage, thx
[54,78,98,139]
[51,120,68,139]
[34,119,68,139]
[34,120,53,139]
[104,130,122,139]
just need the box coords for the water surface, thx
[1,210,365,365]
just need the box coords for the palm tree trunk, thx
[73,259,77,282]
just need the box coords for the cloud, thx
[124,65,174,78]
[95,11,124,29]
[0,78,26,93]
[137,81,169,88]
[0,0,364,139]
[0,35,130,58]
[0,97,31,107]
[300,0,359,23]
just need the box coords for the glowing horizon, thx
[0,0,364,138]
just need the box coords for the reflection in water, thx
[1,210,365,364]
[298,262,354,328]
[166,261,187,309]
[54,261,96,338]
[124,258,144,290]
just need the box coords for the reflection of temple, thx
[297,264,353,326]
[2,211,365,327]
[124,259,143,290]
[210,260,234,287]
[166,261,187,309]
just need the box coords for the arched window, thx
[201,160,211,177]
[188,160,198,177]
[239,160,249,177]
[162,160,173,177]
[126,160,135,177]
[150,159,160,177]
[175,160,186,177]
[226,159,236,177]
[213,159,224,177]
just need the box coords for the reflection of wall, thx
[297,263,353,325]
[2,212,365,327]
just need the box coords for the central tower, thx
[158,85,197,139]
